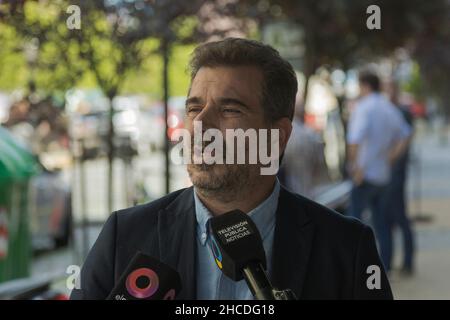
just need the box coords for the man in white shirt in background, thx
[347,71,411,273]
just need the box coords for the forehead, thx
[189,66,263,106]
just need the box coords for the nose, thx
[193,102,218,131]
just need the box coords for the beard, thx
[187,140,260,201]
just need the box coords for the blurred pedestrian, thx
[346,72,411,272]
[279,96,328,198]
[384,81,415,275]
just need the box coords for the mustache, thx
[190,138,227,154]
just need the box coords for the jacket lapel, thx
[271,187,315,299]
[157,187,197,300]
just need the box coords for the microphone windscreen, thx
[107,252,182,300]
[208,209,266,281]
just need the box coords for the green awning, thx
[0,126,40,181]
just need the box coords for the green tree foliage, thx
[0,1,198,97]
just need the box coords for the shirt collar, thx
[193,179,281,246]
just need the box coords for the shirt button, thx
[201,233,207,243]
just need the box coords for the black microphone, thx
[208,209,296,300]
[106,252,182,300]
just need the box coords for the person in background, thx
[384,81,415,275]
[346,71,412,272]
[279,95,328,198]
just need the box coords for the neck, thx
[195,176,277,216]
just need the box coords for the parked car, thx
[0,272,69,300]
[0,125,73,254]
[143,97,186,152]
[28,164,73,252]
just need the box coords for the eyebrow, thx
[185,96,251,111]
[185,97,202,107]
[218,97,251,110]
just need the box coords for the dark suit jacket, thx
[70,186,393,300]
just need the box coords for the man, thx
[71,39,392,300]
[280,97,328,198]
[346,72,411,273]
[384,81,415,275]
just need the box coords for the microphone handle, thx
[242,261,275,300]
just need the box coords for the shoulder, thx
[307,195,362,229]
[356,95,374,111]
[113,187,193,227]
[349,97,372,124]
[281,187,366,240]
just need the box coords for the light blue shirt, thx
[347,93,411,185]
[195,180,280,300]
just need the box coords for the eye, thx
[223,108,241,114]
[187,106,202,114]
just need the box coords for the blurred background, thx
[0,0,449,299]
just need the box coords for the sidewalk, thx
[390,127,450,299]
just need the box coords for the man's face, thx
[185,66,269,196]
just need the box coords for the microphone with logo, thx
[208,210,296,300]
[106,252,182,300]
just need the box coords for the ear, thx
[272,117,292,154]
